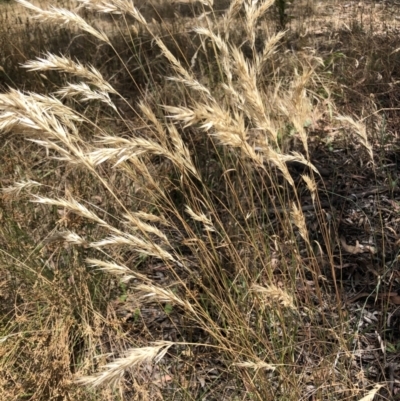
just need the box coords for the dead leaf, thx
[340,237,376,254]
[181,349,193,357]
[357,384,383,401]
[197,376,206,388]
[152,374,173,388]
[389,294,400,305]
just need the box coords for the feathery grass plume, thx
[0,111,20,133]
[172,0,213,5]
[16,0,110,43]
[233,360,276,371]
[55,83,117,110]
[167,124,199,178]
[302,174,317,203]
[89,233,176,263]
[290,202,309,244]
[2,180,41,199]
[164,103,264,167]
[87,135,196,176]
[43,231,88,246]
[255,30,286,76]
[0,89,80,136]
[129,156,166,197]
[27,138,81,164]
[137,105,198,176]
[185,205,215,232]
[281,152,319,175]
[32,196,111,228]
[2,90,82,122]
[220,82,244,108]
[86,258,150,282]
[336,115,374,162]
[138,101,167,144]
[77,0,148,25]
[223,0,245,40]
[84,139,165,166]
[132,211,167,225]
[0,90,82,143]
[253,146,294,185]
[282,68,316,153]
[32,196,166,253]
[76,341,173,388]
[0,91,88,165]
[251,283,295,310]
[22,53,117,94]
[163,105,200,128]
[136,284,196,314]
[192,27,233,84]
[153,37,212,99]
[230,46,277,144]
[0,90,75,130]
[244,0,275,47]
[123,213,170,243]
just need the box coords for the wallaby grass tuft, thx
[1,0,398,400]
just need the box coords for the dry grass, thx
[1,0,399,400]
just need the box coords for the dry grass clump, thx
[0,0,381,400]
